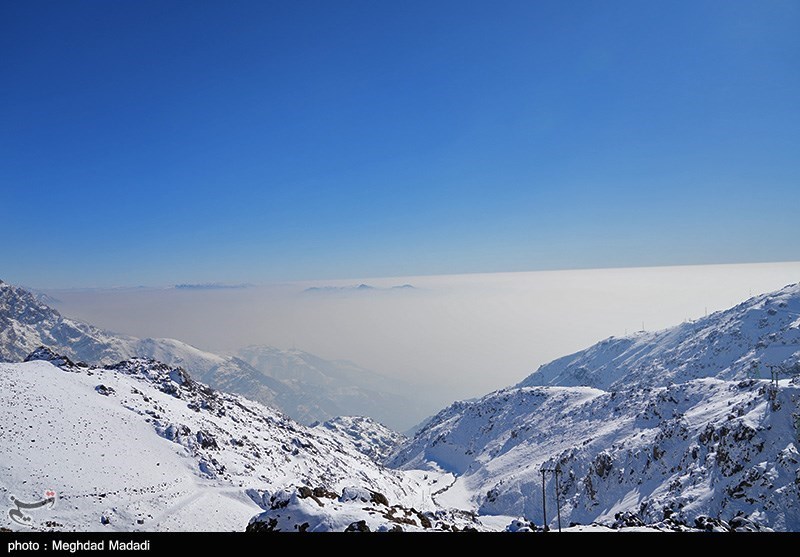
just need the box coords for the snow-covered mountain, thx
[0,280,267,385]
[519,283,800,390]
[236,345,429,430]
[313,416,407,462]
[390,284,800,531]
[0,279,138,365]
[6,278,800,531]
[0,348,447,532]
[0,280,417,429]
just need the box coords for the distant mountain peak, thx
[173,282,253,290]
[303,283,415,293]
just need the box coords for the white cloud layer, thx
[45,262,800,406]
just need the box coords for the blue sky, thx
[2,0,798,288]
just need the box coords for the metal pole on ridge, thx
[541,469,547,531]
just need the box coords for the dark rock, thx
[369,490,390,507]
[196,430,218,450]
[730,516,759,532]
[417,512,432,529]
[694,515,731,532]
[344,520,370,532]
[24,347,77,369]
[95,384,115,396]
[297,486,313,499]
[593,452,613,479]
[313,487,338,499]
[247,517,278,532]
[612,511,645,529]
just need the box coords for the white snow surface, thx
[0,358,432,531]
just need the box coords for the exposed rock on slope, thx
[391,378,800,530]
[313,416,406,462]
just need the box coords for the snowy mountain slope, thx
[390,377,800,530]
[0,279,418,428]
[0,280,272,392]
[127,339,299,416]
[0,350,437,532]
[391,284,800,531]
[519,283,800,390]
[0,280,138,365]
[235,345,430,430]
[313,416,407,462]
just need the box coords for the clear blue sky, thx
[2,0,798,288]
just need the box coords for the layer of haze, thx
[44,262,800,405]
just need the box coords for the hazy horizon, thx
[4,2,799,290]
[35,261,800,406]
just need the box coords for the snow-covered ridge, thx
[391,283,800,531]
[0,280,138,365]
[519,282,800,390]
[312,416,406,462]
[0,351,433,531]
[392,377,800,530]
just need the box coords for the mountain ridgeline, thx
[0,280,424,430]
[519,283,800,390]
[391,283,800,530]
